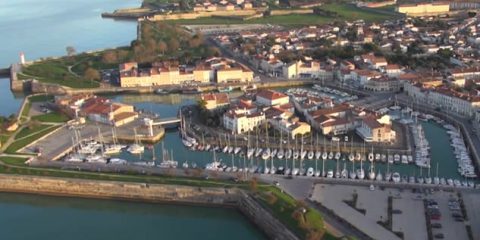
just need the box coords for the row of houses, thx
[201,90,311,138]
[119,57,253,87]
[55,94,138,127]
[289,91,396,143]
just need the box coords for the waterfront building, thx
[119,58,253,87]
[200,93,230,111]
[356,115,396,143]
[397,2,450,16]
[282,60,333,80]
[269,117,311,139]
[404,81,480,117]
[364,76,401,92]
[223,110,265,134]
[256,90,290,107]
[55,95,138,126]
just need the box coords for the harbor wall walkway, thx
[0,174,298,240]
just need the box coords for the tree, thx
[168,39,180,53]
[102,50,118,64]
[66,46,76,56]
[189,34,204,48]
[84,68,100,81]
[158,41,167,54]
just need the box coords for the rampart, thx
[0,175,298,240]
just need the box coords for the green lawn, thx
[21,59,100,89]
[257,186,328,239]
[0,157,28,166]
[15,124,51,140]
[29,95,54,103]
[6,125,60,154]
[31,112,69,123]
[20,101,31,119]
[320,3,395,22]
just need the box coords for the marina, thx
[44,93,478,188]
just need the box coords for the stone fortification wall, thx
[270,9,313,15]
[148,9,259,21]
[0,175,239,205]
[0,174,299,240]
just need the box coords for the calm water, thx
[0,192,265,240]
[0,0,141,117]
[0,0,139,68]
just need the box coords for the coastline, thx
[0,174,298,240]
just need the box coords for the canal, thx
[0,192,265,240]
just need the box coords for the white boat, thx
[159,160,177,168]
[348,153,355,162]
[335,152,341,160]
[182,161,189,168]
[234,147,241,155]
[271,149,277,158]
[222,146,229,153]
[385,172,391,182]
[417,177,424,184]
[292,168,299,175]
[326,170,334,178]
[425,177,432,184]
[394,154,400,163]
[65,154,84,163]
[328,152,334,160]
[322,152,328,160]
[182,139,193,148]
[307,151,314,160]
[355,153,361,161]
[315,170,321,177]
[349,170,357,179]
[315,151,322,160]
[376,171,383,181]
[228,146,234,154]
[300,150,307,160]
[104,144,123,155]
[293,150,299,159]
[285,168,292,175]
[133,161,155,167]
[128,144,144,154]
[433,177,440,185]
[286,149,292,159]
[447,178,454,186]
[357,168,365,179]
[86,154,107,164]
[264,167,270,174]
[401,155,408,164]
[341,168,348,178]
[375,154,381,161]
[255,148,263,157]
[387,155,393,164]
[109,158,127,165]
[409,176,416,184]
[261,149,271,160]
[368,153,374,162]
[440,178,446,185]
[368,170,375,180]
[307,167,314,177]
[247,148,255,159]
[392,172,401,183]
[277,149,284,159]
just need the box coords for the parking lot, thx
[310,184,475,240]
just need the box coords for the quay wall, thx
[0,174,298,240]
[147,9,260,21]
[270,9,313,15]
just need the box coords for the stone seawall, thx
[0,175,298,240]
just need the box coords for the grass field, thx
[257,186,330,239]
[164,3,395,26]
[29,95,54,103]
[0,157,28,166]
[31,112,69,123]
[321,3,395,22]
[21,58,100,89]
[15,124,51,140]
[6,125,60,154]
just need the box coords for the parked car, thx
[434,233,444,239]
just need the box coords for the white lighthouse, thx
[19,52,26,65]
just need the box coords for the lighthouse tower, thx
[19,52,26,65]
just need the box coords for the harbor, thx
[23,92,478,189]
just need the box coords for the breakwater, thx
[0,174,298,240]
